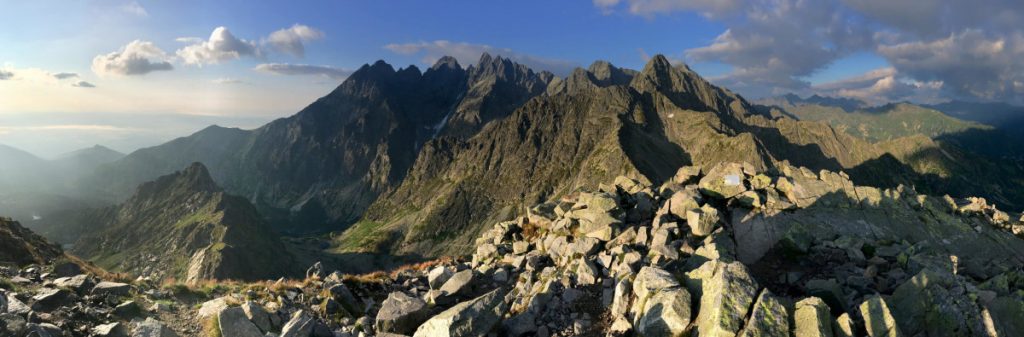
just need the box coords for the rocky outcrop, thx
[72,163,298,282]
[0,217,62,266]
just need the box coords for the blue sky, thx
[2,0,1022,156]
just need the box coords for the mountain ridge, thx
[41,54,1024,263]
[72,162,299,282]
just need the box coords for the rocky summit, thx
[3,162,1023,336]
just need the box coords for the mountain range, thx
[2,53,1023,270]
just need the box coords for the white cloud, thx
[1,66,94,88]
[384,40,577,75]
[92,40,173,76]
[121,1,148,17]
[72,81,97,88]
[810,68,944,105]
[877,30,1024,101]
[266,24,324,57]
[594,0,743,18]
[596,0,1024,103]
[176,27,259,65]
[212,78,244,84]
[254,63,352,79]
[53,72,78,79]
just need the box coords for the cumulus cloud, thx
[682,1,873,97]
[91,40,174,76]
[176,27,259,65]
[71,81,96,88]
[254,63,352,79]
[52,72,78,79]
[0,70,12,80]
[266,24,324,57]
[384,40,577,75]
[877,30,1024,101]
[811,67,943,105]
[597,0,1024,104]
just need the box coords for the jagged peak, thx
[179,162,220,191]
[478,52,494,66]
[397,64,423,78]
[348,60,397,80]
[643,54,674,72]
[133,162,221,200]
[431,56,462,71]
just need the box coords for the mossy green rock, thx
[739,290,789,337]
[859,296,903,337]
[794,297,833,337]
[693,261,758,337]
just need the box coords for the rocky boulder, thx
[689,261,758,337]
[218,306,264,337]
[859,296,903,337]
[738,289,789,337]
[413,288,508,337]
[376,291,430,334]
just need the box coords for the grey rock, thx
[859,296,903,337]
[113,300,143,319]
[281,310,316,337]
[611,277,632,318]
[375,291,429,335]
[132,318,178,337]
[686,204,719,237]
[30,288,72,312]
[413,288,508,337]
[241,301,272,333]
[197,297,230,319]
[691,261,758,337]
[698,162,748,199]
[834,313,855,337]
[24,323,64,337]
[794,297,832,337]
[502,312,537,337]
[805,279,845,314]
[53,274,94,295]
[92,281,131,297]
[739,290,789,337]
[92,322,129,337]
[1,313,27,336]
[219,306,264,337]
[5,293,29,315]
[328,283,364,316]
[889,269,984,337]
[635,287,692,337]
[575,260,598,286]
[439,270,475,298]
